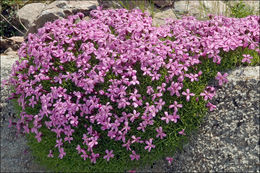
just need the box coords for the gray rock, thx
[97,0,123,9]
[173,1,259,19]
[153,0,174,8]
[167,66,260,172]
[0,36,24,53]
[17,3,46,30]
[67,1,99,14]
[152,8,177,27]
[22,0,98,35]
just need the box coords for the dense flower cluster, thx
[6,6,259,165]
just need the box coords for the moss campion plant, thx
[4,6,259,172]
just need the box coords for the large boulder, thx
[17,0,98,35]
[17,3,46,31]
[30,0,98,34]
[173,1,231,19]
[173,0,259,19]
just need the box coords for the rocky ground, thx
[1,50,259,172]
[0,52,48,172]
[136,66,260,173]
[167,67,260,172]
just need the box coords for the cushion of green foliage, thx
[6,7,259,172]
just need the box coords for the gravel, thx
[167,68,260,173]
[1,52,48,172]
[136,66,260,173]
[1,52,259,172]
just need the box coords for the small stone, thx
[153,0,174,8]
[152,9,177,26]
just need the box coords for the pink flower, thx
[118,98,130,109]
[200,90,215,101]
[161,112,172,124]
[206,102,217,111]
[130,150,140,161]
[242,54,253,63]
[155,98,165,111]
[157,83,166,93]
[103,150,114,161]
[48,150,53,158]
[169,101,182,113]
[147,86,154,95]
[172,113,180,123]
[8,119,12,128]
[76,145,82,154]
[129,89,141,102]
[178,129,186,135]
[130,76,139,85]
[151,73,161,81]
[88,136,98,149]
[64,136,73,143]
[122,139,131,151]
[156,126,166,139]
[82,134,89,145]
[55,139,63,148]
[131,135,143,144]
[80,150,88,160]
[35,131,42,142]
[130,110,140,122]
[90,152,100,164]
[185,73,199,82]
[137,122,147,132]
[215,72,228,86]
[132,99,143,108]
[145,138,155,152]
[166,157,173,164]
[58,147,66,159]
[29,96,37,108]
[142,66,151,76]
[167,82,183,97]
[182,89,195,102]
